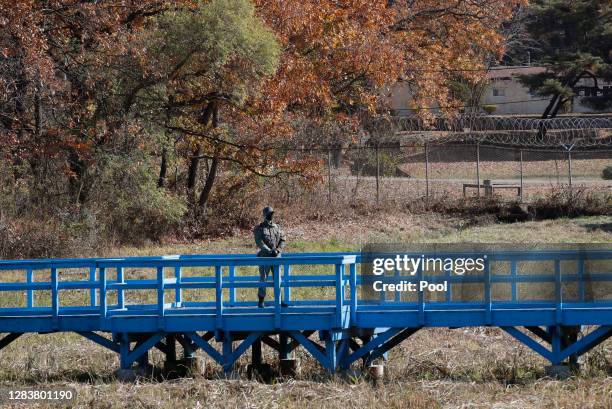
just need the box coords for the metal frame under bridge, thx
[0,250,610,375]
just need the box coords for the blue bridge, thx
[0,250,610,377]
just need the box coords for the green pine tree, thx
[517,0,612,118]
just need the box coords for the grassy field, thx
[0,214,610,408]
[397,158,611,180]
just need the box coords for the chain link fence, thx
[260,115,612,207]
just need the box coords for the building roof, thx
[487,66,547,80]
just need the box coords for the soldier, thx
[253,206,286,308]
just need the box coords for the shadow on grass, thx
[584,223,612,233]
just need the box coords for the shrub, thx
[349,150,400,177]
[602,166,612,180]
[482,104,498,114]
[90,153,187,245]
[0,217,91,259]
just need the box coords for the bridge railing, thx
[0,254,357,329]
[0,250,610,329]
[356,250,612,319]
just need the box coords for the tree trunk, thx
[198,155,218,209]
[185,102,215,204]
[158,147,168,188]
[197,104,220,210]
[186,144,201,204]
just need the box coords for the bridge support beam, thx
[340,328,418,370]
[502,325,612,372]
[0,333,23,350]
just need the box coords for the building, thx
[388,66,612,116]
[482,66,549,115]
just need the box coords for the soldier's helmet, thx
[263,206,274,218]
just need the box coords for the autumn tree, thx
[163,0,527,211]
[0,0,186,204]
[113,0,283,211]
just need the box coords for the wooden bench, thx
[463,180,522,197]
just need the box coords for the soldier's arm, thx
[254,227,272,252]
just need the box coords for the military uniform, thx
[253,207,285,304]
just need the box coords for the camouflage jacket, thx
[253,221,286,257]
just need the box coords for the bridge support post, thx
[163,334,178,375]
[247,336,274,382]
[116,332,137,381]
[545,325,581,379]
[278,332,300,377]
[325,338,338,373]
[175,333,201,375]
[222,332,234,376]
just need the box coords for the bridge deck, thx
[0,250,610,373]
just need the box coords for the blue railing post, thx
[555,259,562,324]
[26,268,34,308]
[274,264,281,328]
[175,266,182,306]
[335,263,344,327]
[349,263,357,325]
[418,262,425,326]
[157,266,165,322]
[117,267,125,309]
[228,265,236,306]
[99,267,107,318]
[445,263,451,302]
[485,256,491,324]
[394,266,401,302]
[283,264,291,304]
[510,260,517,301]
[89,266,97,306]
[215,265,223,329]
[51,267,58,328]
[578,253,585,302]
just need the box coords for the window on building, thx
[492,88,505,97]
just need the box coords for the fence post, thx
[519,149,524,201]
[567,148,573,190]
[424,143,429,199]
[476,142,481,198]
[327,147,332,203]
[375,142,380,206]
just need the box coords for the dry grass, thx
[0,327,609,409]
[397,158,611,180]
[0,216,611,408]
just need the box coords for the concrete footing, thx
[366,364,385,380]
[545,364,579,379]
[279,358,301,377]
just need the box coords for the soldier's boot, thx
[258,296,265,308]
